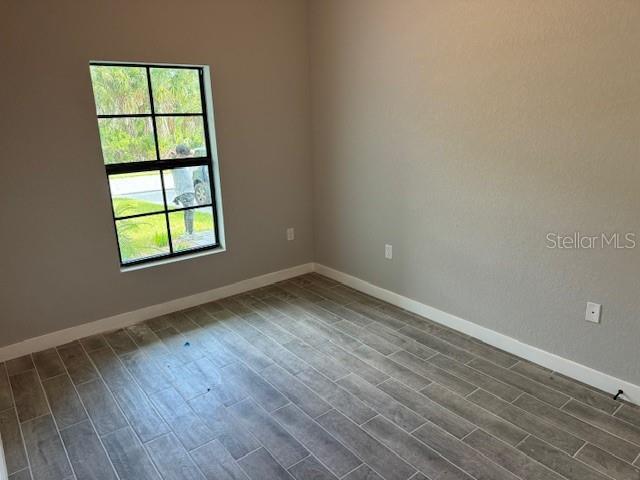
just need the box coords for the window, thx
[89,62,222,267]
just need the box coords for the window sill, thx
[120,245,226,272]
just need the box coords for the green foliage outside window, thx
[91,63,218,265]
[91,65,205,163]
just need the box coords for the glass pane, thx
[116,214,170,264]
[163,166,211,209]
[157,116,206,159]
[90,65,150,115]
[110,171,164,218]
[150,68,202,114]
[169,207,216,252]
[98,117,156,164]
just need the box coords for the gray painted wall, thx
[0,0,314,345]
[1,0,639,387]
[309,0,640,384]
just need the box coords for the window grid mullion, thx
[146,65,174,255]
[113,203,214,222]
[97,112,204,119]
[105,157,210,176]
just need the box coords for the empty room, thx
[1,1,639,479]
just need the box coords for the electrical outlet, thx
[385,244,393,259]
[286,227,295,241]
[585,302,601,324]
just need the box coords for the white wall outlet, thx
[385,244,393,259]
[286,227,295,241]
[585,302,601,324]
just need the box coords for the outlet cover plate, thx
[585,302,601,324]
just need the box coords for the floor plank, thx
[295,368,377,425]
[31,350,65,380]
[104,329,138,356]
[190,439,250,480]
[87,347,132,391]
[316,409,416,480]
[468,358,569,407]
[288,455,338,480]
[412,421,519,480]
[575,443,640,480]
[336,374,424,432]
[0,363,13,411]
[221,362,288,412]
[238,448,294,480]
[120,351,171,395]
[463,428,564,480]
[433,328,518,368]
[389,350,475,396]
[514,394,640,462]
[261,364,332,418]
[228,398,309,468]
[41,374,87,429]
[517,435,610,480]
[21,415,73,480]
[511,361,619,414]
[397,326,474,364]
[189,391,260,459]
[428,354,521,401]
[273,404,361,477]
[421,383,527,446]
[350,344,431,390]
[149,386,215,451]
[563,399,640,445]
[57,342,98,385]
[377,379,475,439]
[284,339,350,381]
[0,408,28,474]
[102,427,160,480]
[60,420,118,480]
[362,415,471,479]
[616,403,640,429]
[315,341,389,385]
[126,324,170,357]
[111,383,169,443]
[8,469,32,480]
[332,320,399,355]
[76,378,127,436]
[343,464,384,480]
[79,334,108,352]
[146,433,205,480]
[10,370,49,423]
[467,389,585,455]
[6,357,35,376]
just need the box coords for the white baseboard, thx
[2,259,637,405]
[0,263,314,363]
[314,263,640,405]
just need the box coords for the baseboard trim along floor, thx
[0,260,637,405]
[0,263,314,364]
[314,263,640,405]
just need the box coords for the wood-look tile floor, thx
[1,273,640,480]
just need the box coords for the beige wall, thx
[309,0,640,383]
[0,0,314,345]
[2,0,639,387]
